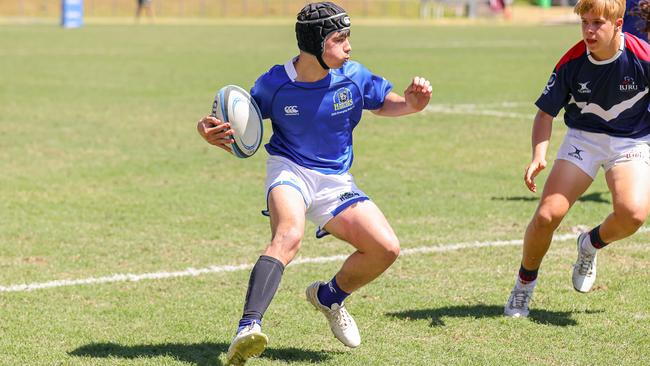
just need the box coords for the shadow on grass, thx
[69,341,335,366]
[492,191,610,204]
[387,304,603,327]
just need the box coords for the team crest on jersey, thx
[577,81,591,94]
[542,73,557,95]
[619,76,639,91]
[333,87,354,113]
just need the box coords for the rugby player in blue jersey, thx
[624,0,649,41]
[505,0,650,318]
[197,2,432,364]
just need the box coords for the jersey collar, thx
[283,56,332,87]
[587,32,624,65]
[284,57,299,82]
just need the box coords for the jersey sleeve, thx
[250,72,275,120]
[534,41,584,117]
[362,73,393,110]
[534,68,569,117]
[346,62,393,110]
[625,33,650,85]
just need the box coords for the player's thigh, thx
[537,159,594,218]
[605,161,650,219]
[268,185,307,240]
[324,200,399,254]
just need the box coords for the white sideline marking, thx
[394,41,543,49]
[2,227,648,293]
[424,103,536,120]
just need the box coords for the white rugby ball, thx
[211,85,263,158]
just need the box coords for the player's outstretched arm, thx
[372,76,432,117]
[524,109,554,193]
[196,115,234,154]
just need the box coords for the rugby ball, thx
[211,85,263,158]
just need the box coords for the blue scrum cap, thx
[295,2,351,69]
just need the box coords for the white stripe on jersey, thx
[568,87,649,122]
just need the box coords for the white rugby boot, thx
[504,280,536,318]
[306,281,361,348]
[572,232,598,293]
[226,321,268,366]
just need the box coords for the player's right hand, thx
[524,159,547,193]
[196,115,233,154]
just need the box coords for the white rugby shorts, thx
[263,155,369,238]
[557,128,650,179]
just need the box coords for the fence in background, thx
[0,0,445,18]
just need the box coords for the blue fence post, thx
[61,0,83,28]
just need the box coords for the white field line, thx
[424,103,537,120]
[2,227,648,293]
[393,42,542,49]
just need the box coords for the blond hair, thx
[574,0,625,21]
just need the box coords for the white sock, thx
[515,277,537,290]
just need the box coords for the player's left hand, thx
[404,76,432,112]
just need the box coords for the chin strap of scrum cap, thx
[295,2,351,70]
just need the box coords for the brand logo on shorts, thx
[338,191,360,202]
[619,76,639,92]
[624,151,644,159]
[284,105,299,116]
[578,81,591,94]
[568,145,584,161]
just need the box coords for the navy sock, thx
[317,276,350,308]
[237,319,261,333]
[518,264,538,284]
[589,225,609,249]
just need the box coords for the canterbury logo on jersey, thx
[284,105,299,116]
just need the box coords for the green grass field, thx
[1,22,649,365]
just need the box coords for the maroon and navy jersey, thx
[536,33,650,138]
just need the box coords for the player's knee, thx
[627,212,647,231]
[271,227,303,253]
[531,208,563,231]
[380,236,400,264]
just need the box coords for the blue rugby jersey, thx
[250,58,392,174]
[623,0,648,42]
[536,33,650,138]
